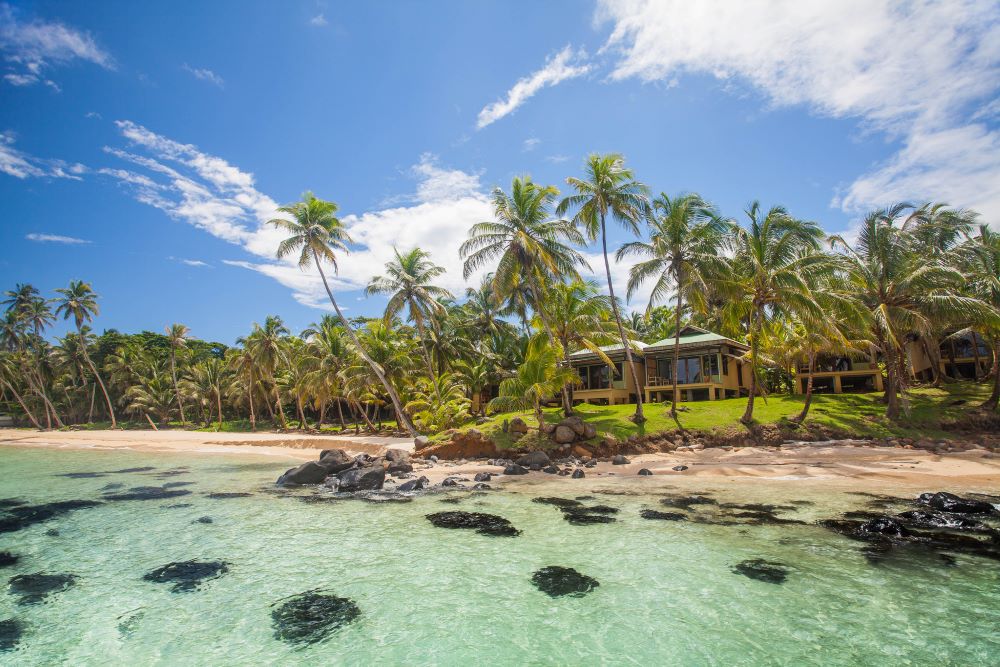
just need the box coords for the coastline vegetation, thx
[2,154,999,442]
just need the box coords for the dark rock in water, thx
[0,552,18,568]
[571,469,585,479]
[271,591,361,645]
[533,497,583,508]
[543,465,559,474]
[163,482,195,488]
[897,510,985,531]
[0,499,25,509]
[319,449,351,465]
[387,462,413,476]
[638,468,653,476]
[142,560,230,592]
[110,467,156,473]
[672,465,688,471]
[531,566,599,598]
[276,461,330,486]
[150,468,191,478]
[426,511,520,536]
[660,494,717,510]
[474,472,492,482]
[516,451,551,468]
[104,487,192,502]
[581,505,618,514]
[56,471,106,479]
[206,492,253,499]
[44,529,59,537]
[719,503,798,513]
[918,492,995,515]
[8,572,77,604]
[0,499,102,534]
[336,466,385,492]
[441,478,462,487]
[100,483,125,491]
[561,509,616,525]
[640,509,687,521]
[503,464,528,476]
[731,559,789,584]
[858,516,911,538]
[194,516,214,524]
[612,455,629,465]
[0,618,24,652]
[472,483,491,490]
[397,478,426,492]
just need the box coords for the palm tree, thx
[245,315,290,428]
[165,324,191,424]
[489,335,578,430]
[269,192,418,437]
[125,362,176,426]
[722,203,829,424]
[617,192,730,418]
[227,345,259,431]
[0,352,41,429]
[53,280,117,427]
[957,225,1000,407]
[461,274,513,343]
[366,247,453,382]
[831,205,997,419]
[461,176,587,414]
[185,358,227,430]
[547,279,620,403]
[558,153,650,423]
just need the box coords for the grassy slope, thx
[443,383,994,450]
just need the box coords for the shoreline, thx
[2,428,998,494]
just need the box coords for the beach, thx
[3,428,997,494]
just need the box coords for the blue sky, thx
[2,0,998,344]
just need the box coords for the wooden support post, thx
[833,375,843,394]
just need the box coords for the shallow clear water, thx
[0,446,998,666]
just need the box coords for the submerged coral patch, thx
[0,499,102,534]
[0,551,19,567]
[640,510,688,521]
[206,492,253,499]
[731,559,789,584]
[531,566,599,597]
[425,511,520,536]
[142,560,230,592]
[0,618,24,652]
[271,591,361,645]
[104,487,192,501]
[8,572,78,604]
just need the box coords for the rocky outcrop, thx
[418,429,499,460]
[277,461,334,486]
[516,451,550,468]
[917,491,995,515]
[332,466,386,492]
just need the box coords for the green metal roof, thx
[569,340,647,358]
[646,328,748,351]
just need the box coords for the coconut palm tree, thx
[268,192,418,437]
[185,358,227,431]
[245,316,290,428]
[721,203,829,424]
[125,362,176,426]
[165,323,190,423]
[957,224,1000,407]
[489,334,578,430]
[558,153,651,423]
[366,247,453,382]
[0,352,41,429]
[461,176,588,414]
[617,192,731,419]
[53,281,117,427]
[547,279,620,404]
[227,344,259,431]
[830,205,997,419]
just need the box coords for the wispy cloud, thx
[183,63,224,88]
[597,0,1000,223]
[0,132,85,180]
[26,232,90,244]
[545,154,570,164]
[0,3,113,88]
[168,256,211,267]
[522,137,540,152]
[309,13,328,27]
[477,46,591,129]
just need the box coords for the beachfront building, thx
[793,354,884,394]
[908,331,992,381]
[567,342,647,406]
[642,326,749,402]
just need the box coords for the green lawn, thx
[443,383,994,449]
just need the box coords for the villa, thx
[642,326,750,402]
[909,331,992,381]
[567,341,647,406]
[793,354,884,394]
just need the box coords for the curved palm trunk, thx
[409,302,438,385]
[247,374,256,432]
[77,330,116,428]
[2,379,42,429]
[794,352,816,423]
[921,338,940,385]
[970,334,984,380]
[170,349,186,423]
[984,340,1000,409]
[525,276,573,416]
[296,395,306,430]
[314,253,418,437]
[215,388,223,431]
[885,349,901,420]
[670,290,684,420]
[601,215,644,423]
[336,398,346,428]
[25,364,62,429]
[741,308,761,425]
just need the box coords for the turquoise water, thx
[0,446,998,666]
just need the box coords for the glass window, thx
[656,358,671,381]
[578,366,589,389]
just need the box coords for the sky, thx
[1,0,998,345]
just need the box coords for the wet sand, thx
[3,429,997,494]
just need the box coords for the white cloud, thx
[522,137,540,152]
[0,3,113,87]
[0,132,84,180]
[309,13,328,26]
[477,46,591,129]
[85,111,101,119]
[175,258,211,267]
[26,232,90,244]
[597,0,1000,223]
[545,154,570,164]
[183,63,224,88]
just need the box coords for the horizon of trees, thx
[2,154,999,434]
